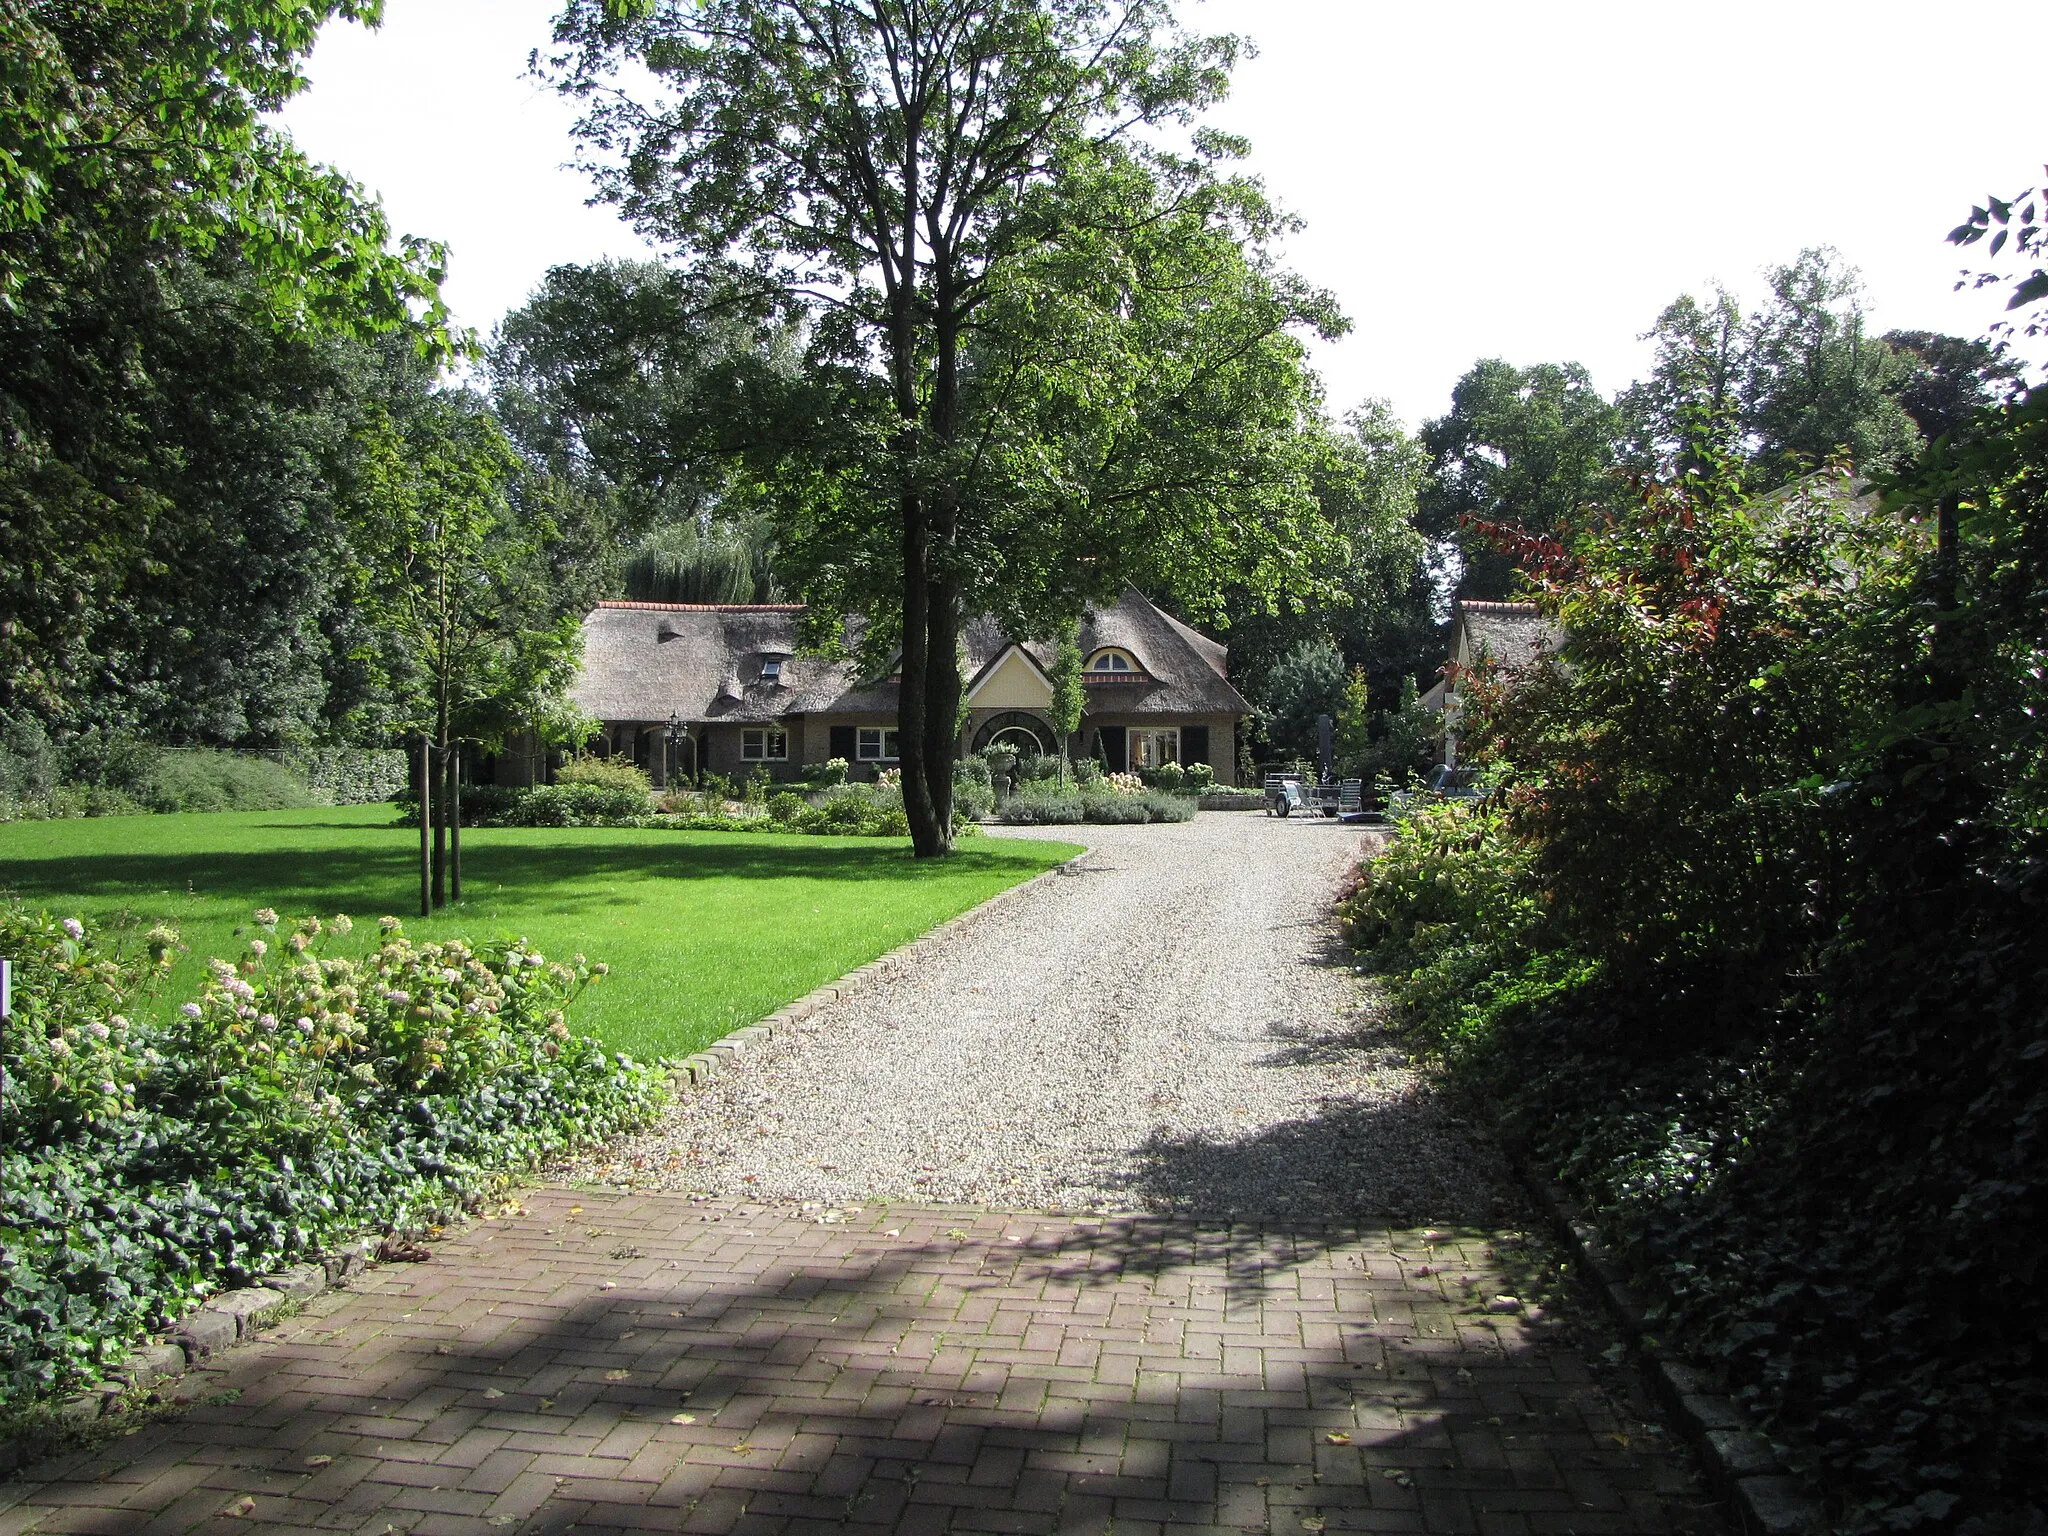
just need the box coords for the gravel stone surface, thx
[553,811,1507,1222]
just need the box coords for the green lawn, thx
[0,806,1079,1059]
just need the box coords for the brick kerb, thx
[1513,1166,1825,1536]
[0,1244,383,1474]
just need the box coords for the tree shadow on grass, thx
[0,836,1053,915]
[5,1192,1724,1536]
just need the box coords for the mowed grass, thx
[0,805,1080,1060]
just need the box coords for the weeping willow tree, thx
[621,519,780,604]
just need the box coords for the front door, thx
[1095,726,1126,772]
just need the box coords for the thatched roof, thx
[571,588,1246,723]
[1452,600,1564,671]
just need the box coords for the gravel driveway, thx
[555,811,1504,1222]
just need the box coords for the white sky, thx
[278,0,2048,430]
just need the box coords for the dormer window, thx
[760,658,783,683]
[1086,648,1138,675]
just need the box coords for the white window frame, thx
[760,658,783,683]
[742,728,789,761]
[856,726,900,761]
[1130,727,1179,770]
[1087,648,1136,673]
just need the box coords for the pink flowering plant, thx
[0,902,662,1407]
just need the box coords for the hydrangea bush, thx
[0,904,666,1406]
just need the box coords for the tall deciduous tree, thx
[543,0,1341,855]
[1419,359,1621,600]
[1207,402,1435,707]
[0,0,446,335]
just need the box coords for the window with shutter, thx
[829,725,856,760]
[1182,725,1210,765]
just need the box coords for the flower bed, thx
[997,783,1195,825]
[0,905,665,1408]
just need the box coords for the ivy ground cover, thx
[0,806,1079,1060]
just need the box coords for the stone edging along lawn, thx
[0,843,1094,1477]
[661,843,1093,1092]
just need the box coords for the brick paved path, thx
[1,1189,1722,1536]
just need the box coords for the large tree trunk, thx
[899,490,949,856]
[903,271,966,855]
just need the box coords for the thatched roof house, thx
[1420,600,1566,769]
[562,587,1249,786]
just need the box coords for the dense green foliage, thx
[0,729,406,820]
[0,903,665,1405]
[1347,376,2048,1530]
[0,2,471,751]
[1420,360,1622,601]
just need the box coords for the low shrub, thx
[286,748,408,805]
[503,782,650,827]
[554,756,653,793]
[1139,762,1186,794]
[795,784,909,837]
[0,784,148,821]
[1182,761,1215,792]
[1131,790,1195,823]
[1076,789,1148,823]
[0,904,664,1407]
[1340,799,1546,1062]
[139,750,316,814]
[999,783,1195,825]
[800,757,850,789]
[952,769,996,822]
[766,791,807,824]
[998,787,1085,825]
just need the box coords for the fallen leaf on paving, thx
[605,1369,630,1381]
[669,1413,697,1425]
[304,1455,333,1468]
[730,1442,756,1454]
[223,1496,255,1518]
[1611,1433,1631,1448]
[376,1237,431,1264]
[1301,1519,1325,1533]
[483,1388,505,1399]
[537,1398,555,1410]
[883,1229,901,1237]
[567,1206,583,1214]
[1324,1432,1352,1445]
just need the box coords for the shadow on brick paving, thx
[0,1190,1728,1536]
